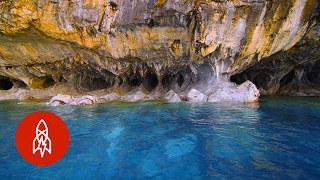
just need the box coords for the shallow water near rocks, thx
[1,96,320,179]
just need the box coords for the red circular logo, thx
[15,111,69,166]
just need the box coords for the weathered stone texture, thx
[0,0,319,101]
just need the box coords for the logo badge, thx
[15,111,69,166]
[33,119,52,158]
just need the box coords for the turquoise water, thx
[1,96,320,179]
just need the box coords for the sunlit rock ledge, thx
[0,0,319,103]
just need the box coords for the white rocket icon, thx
[33,119,52,158]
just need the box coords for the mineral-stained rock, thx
[19,91,34,101]
[0,87,55,100]
[164,90,181,102]
[0,0,319,103]
[187,89,208,102]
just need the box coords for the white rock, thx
[187,89,208,102]
[70,95,98,105]
[77,98,93,105]
[164,90,181,102]
[48,94,73,105]
[99,93,120,102]
[80,95,98,103]
[207,89,230,102]
[129,91,147,102]
[208,80,260,102]
[239,81,260,102]
[49,100,62,106]
[69,101,78,106]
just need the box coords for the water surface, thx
[1,96,320,179]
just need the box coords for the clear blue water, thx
[1,96,320,179]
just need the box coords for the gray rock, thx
[98,93,120,102]
[187,89,208,102]
[48,94,74,106]
[164,90,181,102]
[49,100,62,106]
[76,98,93,105]
[124,91,147,102]
[208,81,259,102]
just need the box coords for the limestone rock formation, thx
[187,89,208,102]
[123,91,150,102]
[164,90,181,102]
[49,94,74,106]
[99,93,119,102]
[47,91,155,105]
[208,80,259,102]
[0,0,319,103]
[48,94,102,105]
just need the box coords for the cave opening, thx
[279,69,295,88]
[252,72,271,90]
[177,74,184,87]
[78,75,115,92]
[43,77,56,88]
[306,71,320,84]
[118,77,123,86]
[0,78,13,90]
[162,74,171,89]
[230,74,247,85]
[92,77,113,90]
[142,72,159,91]
[161,66,194,91]
[127,75,141,87]
[162,73,185,88]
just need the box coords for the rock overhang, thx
[0,0,319,103]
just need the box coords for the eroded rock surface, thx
[0,0,319,103]
[208,80,260,102]
[164,90,181,103]
[187,89,208,102]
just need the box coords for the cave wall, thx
[0,0,319,97]
[231,15,320,95]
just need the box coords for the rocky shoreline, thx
[1,78,258,105]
